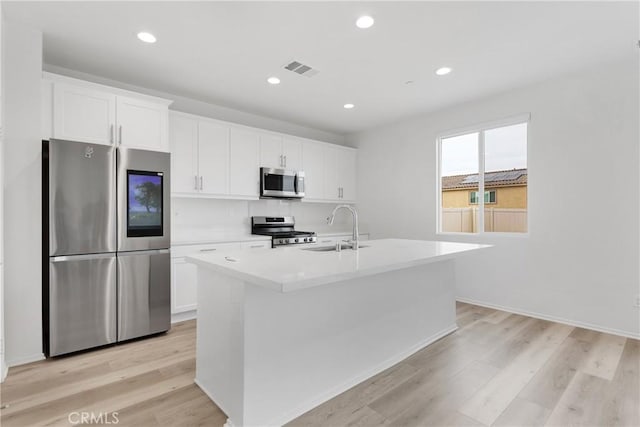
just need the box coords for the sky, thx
[441,122,527,176]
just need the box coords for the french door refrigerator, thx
[42,139,171,357]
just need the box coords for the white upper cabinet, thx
[198,120,229,195]
[259,133,302,170]
[53,83,116,145]
[259,133,283,169]
[323,145,357,203]
[168,114,354,202]
[229,127,260,197]
[170,112,230,197]
[169,114,199,194]
[339,147,357,202]
[46,73,172,151]
[301,140,325,200]
[115,96,169,151]
[282,137,303,170]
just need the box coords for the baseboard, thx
[171,310,196,324]
[6,352,45,368]
[269,323,458,426]
[456,297,640,340]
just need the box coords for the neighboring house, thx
[441,168,527,209]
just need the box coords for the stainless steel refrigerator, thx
[42,139,171,357]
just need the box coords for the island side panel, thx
[195,268,246,426]
[242,260,457,426]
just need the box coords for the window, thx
[439,117,528,234]
[470,190,496,205]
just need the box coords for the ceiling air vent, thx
[283,60,319,78]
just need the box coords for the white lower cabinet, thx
[171,258,198,313]
[171,240,270,316]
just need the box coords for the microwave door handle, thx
[294,174,298,194]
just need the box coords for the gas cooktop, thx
[251,216,317,247]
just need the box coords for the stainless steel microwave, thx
[260,167,305,199]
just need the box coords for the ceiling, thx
[3,1,638,135]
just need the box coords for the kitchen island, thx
[187,239,490,427]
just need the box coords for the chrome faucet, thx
[327,205,359,251]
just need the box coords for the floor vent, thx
[283,60,319,78]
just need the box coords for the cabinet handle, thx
[118,125,123,145]
[320,239,332,243]
[200,176,203,190]
[284,155,287,168]
[250,244,264,248]
[199,248,217,252]
[194,175,199,190]
[110,124,114,144]
[341,187,344,198]
[279,155,283,167]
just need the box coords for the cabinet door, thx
[259,133,283,169]
[199,120,229,195]
[323,145,342,201]
[301,141,325,200]
[229,128,260,197]
[282,137,303,170]
[116,96,169,151]
[169,114,199,194]
[339,148,357,202]
[53,83,116,145]
[171,257,197,313]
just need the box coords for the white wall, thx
[0,4,7,382]
[350,58,640,338]
[43,64,345,146]
[3,19,43,366]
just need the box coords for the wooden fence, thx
[442,208,527,233]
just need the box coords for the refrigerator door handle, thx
[51,252,117,262]
[117,249,170,257]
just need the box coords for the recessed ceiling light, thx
[137,32,156,43]
[343,103,355,109]
[356,16,374,29]
[267,77,281,85]
[435,67,452,76]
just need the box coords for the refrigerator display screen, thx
[127,170,163,237]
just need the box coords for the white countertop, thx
[186,239,491,292]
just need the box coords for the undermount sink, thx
[303,244,369,252]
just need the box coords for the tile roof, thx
[442,168,527,190]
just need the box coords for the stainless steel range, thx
[251,216,316,247]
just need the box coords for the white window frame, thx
[436,113,530,238]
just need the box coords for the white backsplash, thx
[172,197,351,234]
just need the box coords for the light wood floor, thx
[1,303,638,426]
